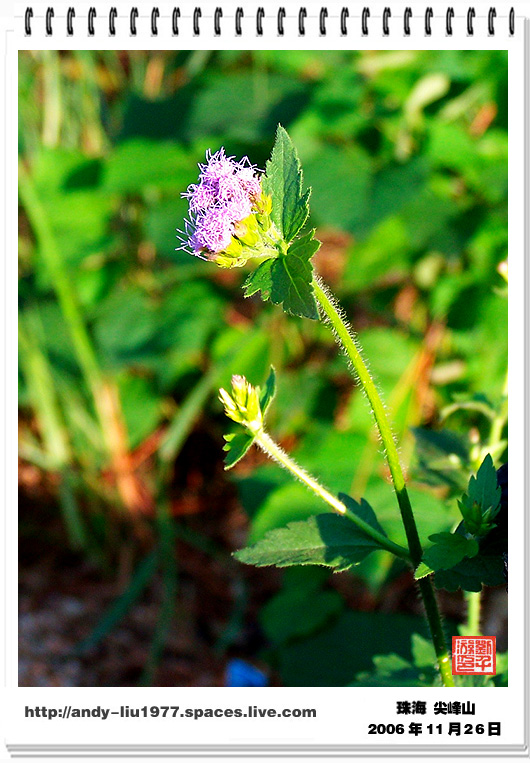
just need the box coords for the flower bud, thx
[219,375,263,433]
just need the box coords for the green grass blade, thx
[75,550,159,654]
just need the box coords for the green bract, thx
[220,367,276,469]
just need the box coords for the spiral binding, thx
[23,5,516,37]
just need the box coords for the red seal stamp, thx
[452,636,496,675]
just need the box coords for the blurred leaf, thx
[277,611,432,686]
[404,73,450,128]
[350,632,440,687]
[304,144,371,233]
[343,217,409,290]
[259,366,277,415]
[260,586,343,645]
[117,373,163,450]
[247,481,326,543]
[103,140,196,194]
[412,427,469,463]
[93,281,224,370]
[185,73,312,143]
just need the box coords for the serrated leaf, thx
[244,231,319,319]
[271,234,319,319]
[422,532,479,572]
[259,366,276,415]
[243,259,274,300]
[468,453,501,515]
[223,431,255,470]
[435,554,506,592]
[234,513,384,571]
[337,492,387,538]
[262,124,311,242]
[414,562,433,580]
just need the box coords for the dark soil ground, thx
[19,432,508,688]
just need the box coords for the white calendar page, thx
[1,1,528,760]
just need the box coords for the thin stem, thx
[417,577,454,686]
[312,277,423,563]
[253,429,411,561]
[312,276,454,687]
[464,590,482,636]
[487,372,508,456]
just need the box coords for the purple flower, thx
[178,148,262,257]
[190,207,233,254]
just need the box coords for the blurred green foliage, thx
[18,50,507,687]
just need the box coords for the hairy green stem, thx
[417,577,454,686]
[312,278,422,560]
[253,429,411,561]
[312,276,454,687]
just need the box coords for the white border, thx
[3,1,529,759]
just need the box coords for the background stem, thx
[464,590,482,636]
[312,276,454,687]
[19,161,152,514]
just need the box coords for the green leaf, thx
[271,234,319,319]
[350,633,440,687]
[260,366,277,415]
[351,654,438,687]
[468,453,501,515]
[262,124,311,242]
[414,562,433,580]
[248,482,325,544]
[337,492,387,538]
[412,427,469,464]
[303,143,371,236]
[434,554,506,592]
[103,139,195,194]
[243,259,274,299]
[234,513,384,571]
[458,454,502,535]
[420,532,479,573]
[244,231,319,320]
[277,610,434,687]
[260,587,343,645]
[223,431,255,470]
[411,633,437,668]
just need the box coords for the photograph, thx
[18,48,508,688]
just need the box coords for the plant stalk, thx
[254,429,411,561]
[312,276,454,687]
[464,590,482,636]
